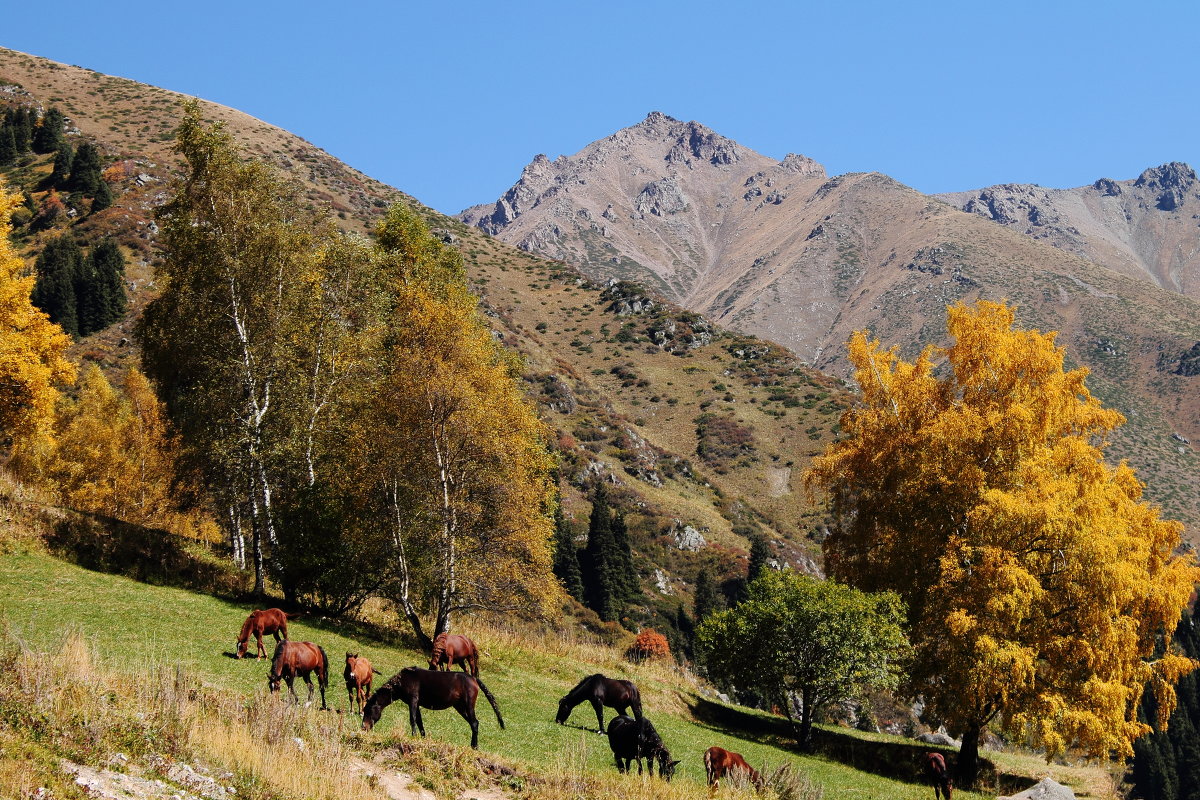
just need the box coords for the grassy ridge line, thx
[0,551,1006,798]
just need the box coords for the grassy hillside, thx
[0,543,1120,800]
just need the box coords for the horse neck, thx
[238,615,255,643]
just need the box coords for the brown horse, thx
[236,608,299,659]
[267,641,328,710]
[428,633,479,676]
[344,652,381,714]
[361,667,504,749]
[704,746,763,790]
[925,752,953,800]
[556,673,643,733]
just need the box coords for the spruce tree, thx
[33,108,65,153]
[90,179,113,213]
[13,108,34,152]
[693,567,721,624]
[610,511,640,601]
[90,239,126,324]
[68,142,104,195]
[31,235,83,337]
[0,126,15,167]
[551,505,585,602]
[582,489,621,621]
[50,141,73,188]
[748,535,771,582]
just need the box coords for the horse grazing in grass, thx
[361,667,504,749]
[344,653,381,714]
[704,746,763,790]
[267,641,328,710]
[236,608,299,659]
[925,752,953,800]
[428,633,479,676]
[607,715,679,781]
[555,673,642,733]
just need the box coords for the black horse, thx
[555,673,642,733]
[361,667,504,749]
[607,715,679,780]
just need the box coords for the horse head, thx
[267,670,282,693]
[235,640,247,659]
[656,749,680,782]
[361,684,393,731]
[555,696,572,724]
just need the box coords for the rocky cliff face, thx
[938,162,1200,298]
[461,116,1200,535]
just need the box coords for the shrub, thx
[626,629,671,662]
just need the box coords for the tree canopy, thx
[804,299,1199,781]
[696,569,908,749]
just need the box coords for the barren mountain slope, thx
[462,114,1200,535]
[938,162,1200,299]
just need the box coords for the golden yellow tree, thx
[805,300,1198,783]
[0,190,75,449]
[362,205,559,646]
[47,364,181,526]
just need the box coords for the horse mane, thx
[430,633,448,661]
[565,673,603,701]
[269,640,287,676]
[238,613,255,643]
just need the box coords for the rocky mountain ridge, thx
[460,113,1200,536]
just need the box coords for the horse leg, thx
[256,633,266,660]
[591,698,605,733]
[303,673,314,707]
[286,676,298,705]
[457,702,480,749]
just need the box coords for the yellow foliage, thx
[0,190,75,446]
[805,300,1199,762]
[44,363,185,528]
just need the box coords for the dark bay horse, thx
[344,652,381,714]
[556,673,642,733]
[429,633,479,676]
[267,641,328,710]
[361,667,504,749]
[236,608,299,659]
[607,715,679,781]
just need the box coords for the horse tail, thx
[317,645,329,687]
[284,611,302,619]
[476,677,505,730]
[629,682,644,720]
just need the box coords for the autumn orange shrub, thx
[627,629,670,662]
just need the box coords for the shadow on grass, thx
[686,697,1005,793]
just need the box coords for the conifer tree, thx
[693,567,721,624]
[748,535,771,582]
[33,108,64,153]
[67,142,104,195]
[89,239,126,323]
[582,490,621,621]
[50,141,73,187]
[610,511,640,602]
[552,504,585,602]
[12,108,33,152]
[0,126,16,167]
[31,235,83,337]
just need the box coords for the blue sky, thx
[4,1,1197,214]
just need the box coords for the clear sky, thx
[3,0,1197,215]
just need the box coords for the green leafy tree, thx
[696,569,909,749]
[805,300,1199,783]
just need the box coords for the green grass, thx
[0,549,1073,798]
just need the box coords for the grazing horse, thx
[428,633,479,677]
[555,673,643,733]
[704,746,763,790]
[361,667,504,749]
[236,608,299,659]
[607,715,679,781]
[267,641,328,710]
[344,652,381,714]
[925,752,953,800]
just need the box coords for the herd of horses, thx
[235,608,953,796]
